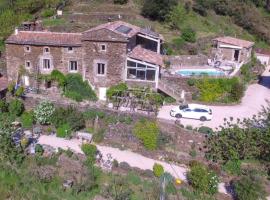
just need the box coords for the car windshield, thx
[179,105,188,110]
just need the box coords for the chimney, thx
[14,27,19,35]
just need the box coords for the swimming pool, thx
[176,69,225,77]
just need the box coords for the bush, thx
[15,86,24,97]
[133,119,159,150]
[141,0,178,21]
[153,163,164,177]
[41,9,54,18]
[56,124,72,138]
[21,111,34,128]
[164,96,176,104]
[106,83,128,100]
[187,162,219,195]
[8,99,24,116]
[51,107,85,131]
[187,78,196,86]
[64,74,97,102]
[0,100,8,112]
[230,82,245,102]
[233,176,266,200]
[81,144,97,164]
[198,126,213,135]
[113,0,128,4]
[34,101,55,125]
[50,70,66,88]
[223,160,242,175]
[83,109,105,120]
[93,129,105,143]
[35,144,44,155]
[181,27,196,43]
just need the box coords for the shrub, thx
[0,100,8,112]
[127,171,141,185]
[21,111,34,128]
[81,144,97,164]
[83,109,105,120]
[41,9,54,18]
[133,119,159,150]
[141,0,178,21]
[64,74,97,102]
[230,82,245,102]
[35,144,44,155]
[233,176,266,200]
[14,86,24,97]
[181,27,196,43]
[187,78,196,86]
[93,129,105,143]
[198,126,213,135]
[113,0,128,4]
[50,70,66,88]
[187,162,219,195]
[8,98,24,116]
[56,124,72,138]
[34,101,55,125]
[119,162,131,170]
[106,83,128,100]
[153,163,164,177]
[164,96,176,104]
[223,160,242,175]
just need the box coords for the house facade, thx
[212,36,254,64]
[5,21,164,100]
[255,48,270,66]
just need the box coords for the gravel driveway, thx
[158,68,270,129]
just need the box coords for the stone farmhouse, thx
[5,21,164,100]
[212,36,254,65]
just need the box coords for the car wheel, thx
[175,114,182,119]
[200,116,207,121]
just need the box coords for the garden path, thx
[38,135,270,198]
[158,66,270,129]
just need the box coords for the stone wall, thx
[166,54,208,68]
[82,40,127,89]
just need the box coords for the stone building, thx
[5,21,164,100]
[212,36,254,64]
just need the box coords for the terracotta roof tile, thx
[128,45,164,66]
[6,31,82,47]
[213,36,254,48]
[255,48,270,56]
[82,28,128,42]
[0,77,8,91]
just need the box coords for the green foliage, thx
[21,111,34,128]
[187,162,219,195]
[193,77,244,103]
[113,0,128,5]
[50,69,66,88]
[56,123,72,138]
[164,96,176,104]
[133,119,159,150]
[233,176,267,200]
[83,109,105,120]
[223,160,242,175]
[34,101,55,125]
[92,129,105,143]
[181,27,196,43]
[240,56,263,83]
[64,74,97,102]
[153,163,164,177]
[35,144,44,155]
[8,98,24,116]
[205,107,270,162]
[41,8,54,18]
[141,0,178,21]
[81,144,97,165]
[106,83,128,100]
[127,171,141,185]
[187,78,196,86]
[198,126,213,135]
[0,100,8,112]
[14,86,24,97]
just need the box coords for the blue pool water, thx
[176,69,225,77]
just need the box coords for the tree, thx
[181,27,196,43]
[34,101,55,125]
[0,113,25,165]
[141,0,178,21]
[8,98,24,116]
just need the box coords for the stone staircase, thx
[158,75,193,102]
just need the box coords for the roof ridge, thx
[18,31,82,35]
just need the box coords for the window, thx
[43,59,51,69]
[44,47,50,53]
[97,63,106,75]
[68,47,73,52]
[126,60,157,81]
[69,61,78,72]
[100,44,106,52]
[25,61,31,68]
[24,46,31,52]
